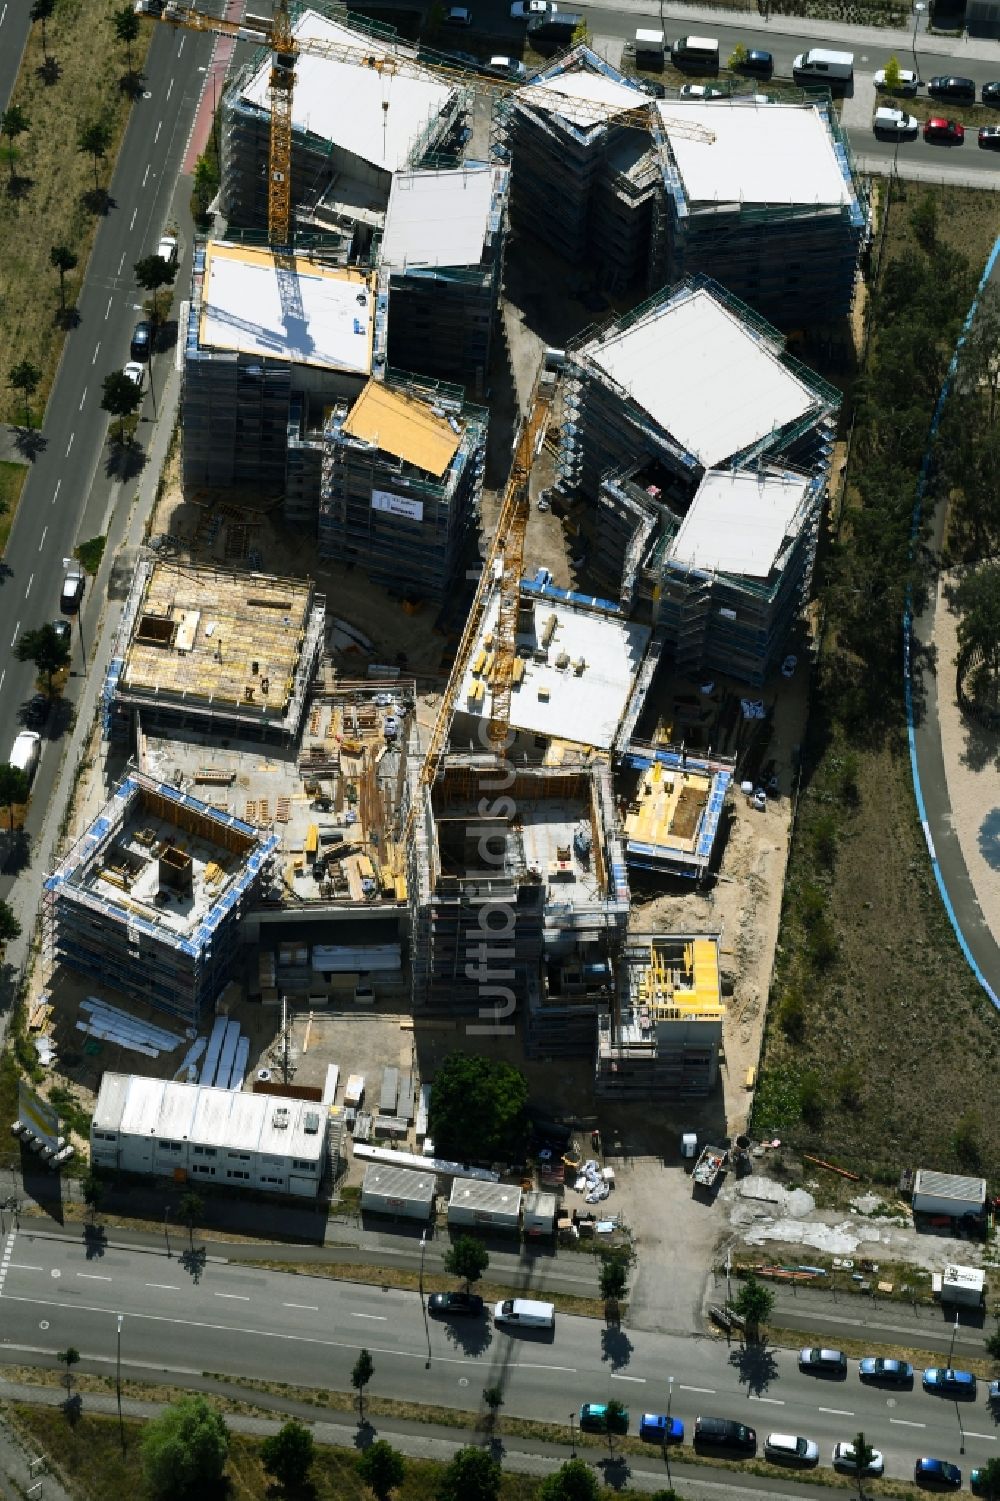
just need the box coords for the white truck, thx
[933,1264,986,1309]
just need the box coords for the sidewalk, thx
[761,1282,994,1361]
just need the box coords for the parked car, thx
[639,1414,684,1444]
[979,125,1000,148]
[923,117,964,143]
[763,1434,819,1466]
[982,80,1000,103]
[693,1416,756,1454]
[579,1403,628,1435]
[60,566,85,614]
[873,107,919,136]
[157,231,178,263]
[834,1441,885,1476]
[927,74,976,101]
[445,6,472,23]
[23,695,49,729]
[428,1292,484,1317]
[914,1457,962,1489]
[874,65,919,94]
[130,320,153,361]
[635,77,666,98]
[123,361,144,389]
[971,1468,997,1496]
[679,82,727,99]
[511,0,554,14]
[483,56,527,79]
[50,619,71,648]
[798,1347,847,1377]
[133,0,163,13]
[859,1356,913,1385]
[923,1368,977,1398]
[736,48,773,76]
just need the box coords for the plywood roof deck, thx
[341,379,460,478]
[623,762,712,853]
[121,563,313,717]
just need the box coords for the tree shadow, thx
[83,1223,107,1259]
[82,187,115,215]
[55,305,81,331]
[353,1419,376,1451]
[729,1339,780,1397]
[6,174,34,200]
[37,56,62,85]
[486,1435,505,1464]
[61,1392,83,1425]
[10,427,47,461]
[180,1245,207,1283]
[596,1454,631,1491]
[119,70,147,100]
[0,830,31,876]
[264,1481,318,1501]
[441,1320,493,1357]
[105,439,147,482]
[600,1326,634,1372]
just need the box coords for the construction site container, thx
[361,1163,437,1221]
[912,1169,987,1220]
[447,1180,522,1232]
[523,1191,557,1236]
[934,1264,986,1308]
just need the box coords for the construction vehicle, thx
[692,1143,728,1192]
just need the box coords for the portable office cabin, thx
[361,1163,437,1221]
[523,1191,558,1236]
[912,1168,987,1220]
[448,1180,522,1233]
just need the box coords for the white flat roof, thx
[521,64,644,127]
[669,468,810,578]
[459,592,650,749]
[585,285,815,467]
[119,1076,166,1138]
[241,11,456,172]
[657,99,852,208]
[199,242,373,374]
[382,165,496,269]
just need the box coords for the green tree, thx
[598,1248,630,1303]
[178,1190,203,1246]
[604,1398,627,1454]
[50,243,78,317]
[356,1439,405,1500]
[57,1346,80,1396]
[986,1328,1000,1360]
[113,5,140,73]
[16,623,71,693]
[436,1445,501,1501]
[78,119,112,193]
[0,902,21,946]
[134,252,177,325]
[957,565,1000,684]
[728,43,748,68]
[974,1457,1000,1499]
[260,1418,314,1490]
[140,1394,229,1500]
[732,1272,774,1341]
[101,368,142,443]
[444,1234,489,1291]
[882,55,903,93]
[0,764,30,832]
[910,192,938,253]
[82,1172,104,1224]
[9,359,41,428]
[352,1347,374,1425]
[1,104,29,182]
[31,0,55,54]
[428,1054,528,1163]
[844,1432,875,1499]
[539,1458,601,1501]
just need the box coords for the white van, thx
[793,48,854,85]
[493,1297,555,1329]
[9,731,41,785]
[873,106,918,135]
[671,34,719,70]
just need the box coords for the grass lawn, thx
[753,184,1000,1182]
[0,461,26,552]
[0,3,152,425]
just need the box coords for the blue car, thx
[922,1367,977,1398]
[639,1413,684,1444]
[737,48,773,77]
[914,1457,961,1488]
[859,1355,913,1385]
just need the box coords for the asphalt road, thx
[0,9,222,893]
[0,0,30,113]
[1,1229,996,1485]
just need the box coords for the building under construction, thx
[220,9,470,244]
[596,933,724,1098]
[651,96,868,329]
[103,559,325,747]
[317,370,488,602]
[559,276,839,508]
[497,46,654,288]
[43,771,277,1026]
[382,162,510,396]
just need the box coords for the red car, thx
[923,116,965,143]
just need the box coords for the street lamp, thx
[912,1,926,74]
[163,1205,172,1258]
[116,1313,125,1456]
[948,1308,959,1366]
[419,1231,431,1368]
[569,1409,577,1457]
[667,1375,675,1417]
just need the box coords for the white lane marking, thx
[25,573,33,597]
[966,1432,997,1441]
[91,342,101,365]
[154,120,162,143]
[283,1303,319,1312]
[680,1385,715,1394]
[145,1283,179,1291]
[819,1407,854,1416]
[0,6,6,26]
[129,207,137,231]
[514,1362,578,1374]
[10,620,20,647]
[39,527,47,551]
[749,1395,784,1404]
[167,77,174,99]
[6,1265,42,1273]
[177,35,184,53]
[351,1313,387,1321]
[0,1231,16,1296]
[105,296,113,319]
[610,1373,645,1383]
[77,1273,112,1282]
[890,1418,926,1428]
[65,433,74,457]
[214,1292,250,1301]
[0,670,5,692]
[118,252,125,275]
[78,387,87,411]
[142,165,149,188]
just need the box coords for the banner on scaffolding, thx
[17,1080,60,1148]
[372,489,424,523]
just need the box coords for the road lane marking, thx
[118,252,126,275]
[40,528,47,552]
[819,1407,854,1417]
[749,1396,784,1404]
[0,1231,17,1297]
[178,35,184,52]
[145,1283,179,1291]
[680,1385,715,1394]
[25,573,33,597]
[283,1303,319,1312]
[215,1293,250,1301]
[142,165,149,188]
[65,434,74,457]
[351,1313,386,1321]
[0,6,6,26]
[78,387,87,411]
[966,1432,997,1441]
[167,77,174,99]
[155,120,162,143]
[105,296,113,319]
[11,620,20,647]
[7,1265,42,1273]
[890,1418,925,1428]
[77,1273,112,1282]
[129,207,137,231]
[0,671,5,692]
[610,1373,645,1383]
[92,342,100,364]
[514,1362,577,1374]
